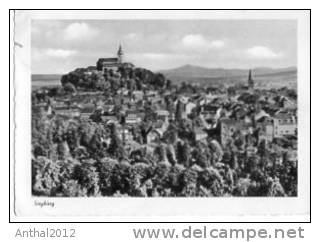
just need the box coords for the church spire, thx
[117,44,123,63]
[117,44,123,55]
[248,69,254,89]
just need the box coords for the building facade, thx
[273,114,297,137]
[96,45,124,72]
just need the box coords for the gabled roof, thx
[273,113,295,120]
[156,110,170,116]
[220,118,247,127]
[148,128,163,137]
[80,104,96,113]
[194,127,207,135]
[255,110,270,121]
[97,58,118,63]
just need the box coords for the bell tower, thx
[117,44,124,64]
[248,69,254,89]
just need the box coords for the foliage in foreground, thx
[32,156,294,197]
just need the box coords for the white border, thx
[12,10,310,221]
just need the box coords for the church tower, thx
[117,44,124,64]
[248,69,254,89]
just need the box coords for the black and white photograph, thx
[12,10,310,217]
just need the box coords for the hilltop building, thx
[96,45,133,72]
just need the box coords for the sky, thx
[31,19,297,74]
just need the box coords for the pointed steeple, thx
[117,44,123,55]
[117,44,123,63]
[248,69,254,89]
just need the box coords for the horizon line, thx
[32,64,297,75]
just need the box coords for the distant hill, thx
[32,74,62,82]
[32,74,62,89]
[31,65,297,90]
[159,64,296,80]
[159,65,297,88]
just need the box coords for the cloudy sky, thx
[32,19,297,74]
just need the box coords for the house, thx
[255,110,270,121]
[125,113,142,125]
[273,113,297,138]
[281,96,296,109]
[103,104,115,113]
[246,146,257,157]
[286,150,298,163]
[185,102,197,115]
[150,96,163,105]
[53,106,81,118]
[199,111,216,123]
[197,93,217,106]
[52,101,68,109]
[220,118,250,147]
[168,112,175,121]
[117,88,129,96]
[154,120,169,135]
[205,93,216,103]
[197,97,207,106]
[146,90,158,97]
[180,95,190,104]
[33,102,49,114]
[231,107,248,120]
[194,128,208,141]
[156,110,170,122]
[147,129,162,143]
[80,104,96,119]
[119,126,134,143]
[101,115,118,124]
[121,97,132,105]
[133,91,144,101]
[176,95,189,105]
[198,115,211,129]
[256,118,274,142]
[75,91,104,97]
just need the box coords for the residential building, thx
[147,129,162,143]
[101,115,118,124]
[125,113,142,125]
[119,126,134,143]
[185,102,197,115]
[220,118,250,147]
[273,114,297,137]
[54,107,81,118]
[133,90,144,101]
[256,119,274,142]
[80,104,96,119]
[194,128,208,141]
[156,110,170,122]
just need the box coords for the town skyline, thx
[32,19,297,74]
[31,42,298,198]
